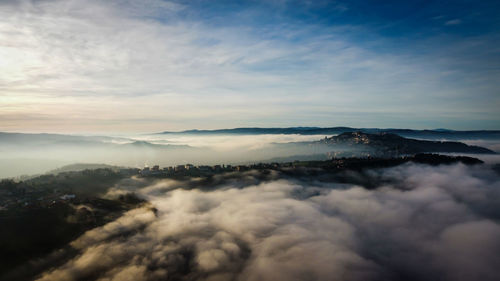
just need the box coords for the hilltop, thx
[316,132,495,156]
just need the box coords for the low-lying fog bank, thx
[461,140,500,153]
[2,132,499,179]
[0,134,340,178]
[32,163,500,281]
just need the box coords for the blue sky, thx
[0,0,499,133]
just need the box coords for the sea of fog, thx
[130,134,327,150]
[2,133,500,280]
[30,163,500,281]
[0,134,332,178]
[1,133,499,179]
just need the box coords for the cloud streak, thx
[1,0,499,132]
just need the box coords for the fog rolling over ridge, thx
[30,163,500,281]
[1,130,498,179]
[0,132,351,178]
[2,129,500,280]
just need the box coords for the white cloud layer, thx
[33,163,500,281]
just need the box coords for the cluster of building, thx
[139,162,297,177]
[140,164,241,176]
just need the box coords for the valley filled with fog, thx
[21,162,500,281]
[2,131,500,179]
[1,132,500,280]
[0,133,346,178]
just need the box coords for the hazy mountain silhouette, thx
[159,127,500,140]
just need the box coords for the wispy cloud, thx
[0,0,499,132]
[445,19,462,25]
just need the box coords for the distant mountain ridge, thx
[158,127,500,140]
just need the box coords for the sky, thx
[0,0,499,133]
